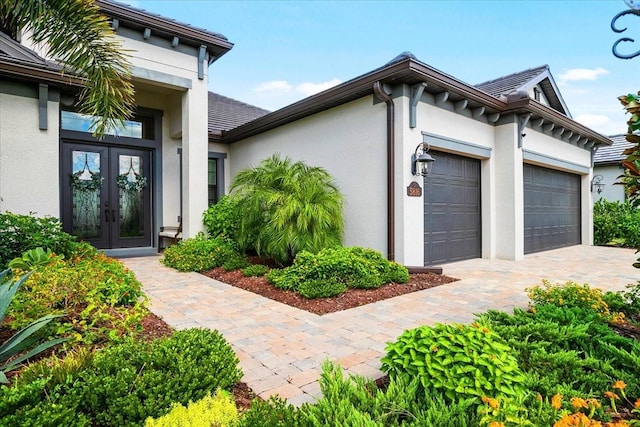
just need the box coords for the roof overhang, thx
[96,0,233,63]
[0,57,85,88]
[222,56,611,148]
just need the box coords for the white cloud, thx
[574,113,625,136]
[558,67,609,84]
[296,78,342,96]
[253,80,292,93]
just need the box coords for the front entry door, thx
[61,142,152,249]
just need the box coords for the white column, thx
[494,122,524,260]
[180,84,208,238]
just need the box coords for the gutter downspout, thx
[373,81,395,261]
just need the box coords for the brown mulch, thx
[201,268,459,315]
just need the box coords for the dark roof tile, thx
[594,134,634,164]
[208,92,270,134]
[475,65,548,97]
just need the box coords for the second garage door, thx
[424,151,481,265]
[523,164,581,254]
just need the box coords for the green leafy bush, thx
[241,264,269,277]
[0,270,68,383]
[266,247,409,297]
[222,254,250,271]
[202,195,241,242]
[298,278,347,299]
[593,199,640,247]
[526,280,610,316]
[237,396,301,427]
[145,389,238,427]
[483,305,640,400]
[0,212,78,268]
[381,321,526,401]
[7,253,145,345]
[299,362,479,427]
[162,234,238,272]
[0,329,242,427]
[604,281,640,321]
[230,155,344,264]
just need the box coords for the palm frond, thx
[2,0,134,137]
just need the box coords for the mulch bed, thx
[201,268,459,315]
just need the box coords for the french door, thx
[61,142,152,249]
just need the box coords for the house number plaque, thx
[406,181,422,197]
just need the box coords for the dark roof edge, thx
[222,56,608,147]
[96,1,233,57]
[0,58,85,87]
[223,57,508,143]
[504,99,611,146]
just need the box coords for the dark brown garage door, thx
[424,151,481,265]
[523,164,581,254]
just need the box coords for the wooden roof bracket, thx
[409,83,427,128]
[517,113,531,148]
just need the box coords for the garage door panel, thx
[424,151,481,265]
[523,164,581,254]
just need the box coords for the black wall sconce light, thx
[591,174,605,194]
[411,142,435,177]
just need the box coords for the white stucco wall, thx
[229,96,388,255]
[0,92,60,217]
[593,164,625,203]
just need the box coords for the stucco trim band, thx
[422,131,492,159]
[522,149,589,174]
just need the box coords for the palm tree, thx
[0,0,134,137]
[231,155,344,264]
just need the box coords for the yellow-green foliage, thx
[145,390,238,427]
[526,280,610,316]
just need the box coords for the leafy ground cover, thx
[203,266,456,315]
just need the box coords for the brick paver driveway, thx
[122,245,639,406]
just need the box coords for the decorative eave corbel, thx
[542,123,554,132]
[487,112,500,123]
[531,118,544,128]
[409,82,427,128]
[553,127,565,138]
[517,113,531,148]
[454,99,468,112]
[143,28,151,40]
[434,92,449,103]
[472,106,485,118]
[197,45,207,80]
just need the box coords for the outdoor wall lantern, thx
[591,174,605,194]
[411,142,435,177]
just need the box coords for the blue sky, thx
[125,0,640,136]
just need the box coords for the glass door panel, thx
[62,143,151,249]
[110,148,151,248]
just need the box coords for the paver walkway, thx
[122,245,639,406]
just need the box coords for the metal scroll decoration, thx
[611,1,640,59]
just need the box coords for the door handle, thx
[104,208,110,222]
[111,209,116,223]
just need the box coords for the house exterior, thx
[222,56,611,265]
[1,0,234,256]
[0,3,611,266]
[593,134,633,203]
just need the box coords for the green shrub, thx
[202,195,241,242]
[526,280,610,316]
[241,264,269,277]
[237,396,301,427]
[298,362,479,427]
[222,255,251,271]
[483,305,640,399]
[145,389,238,427]
[593,199,640,247]
[381,321,526,401]
[0,212,78,268]
[1,329,242,426]
[7,252,145,345]
[298,278,347,299]
[266,247,409,297]
[162,234,238,272]
[604,281,640,320]
[230,155,344,264]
